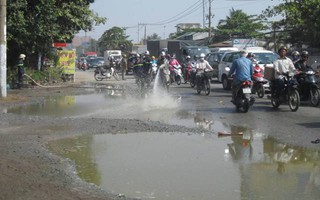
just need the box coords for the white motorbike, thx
[171,64,182,85]
[94,66,120,81]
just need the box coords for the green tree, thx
[97,26,132,54]
[7,0,106,67]
[147,33,161,40]
[213,8,266,42]
[261,0,320,48]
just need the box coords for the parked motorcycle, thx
[270,72,300,112]
[170,64,182,85]
[195,71,212,95]
[251,64,269,98]
[94,66,120,81]
[295,69,320,106]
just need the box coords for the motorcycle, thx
[195,70,212,95]
[170,64,182,85]
[151,63,158,81]
[94,66,120,81]
[251,64,269,98]
[189,65,197,88]
[270,72,300,112]
[233,80,255,113]
[79,61,88,71]
[295,69,320,107]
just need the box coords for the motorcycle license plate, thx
[242,88,251,94]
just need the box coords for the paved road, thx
[76,69,320,149]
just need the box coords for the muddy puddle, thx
[48,130,320,200]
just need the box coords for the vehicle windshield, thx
[253,53,278,64]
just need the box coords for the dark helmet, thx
[194,55,199,60]
[247,52,255,58]
[166,53,171,59]
[301,51,309,58]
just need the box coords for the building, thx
[176,23,201,32]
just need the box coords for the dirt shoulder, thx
[0,72,200,200]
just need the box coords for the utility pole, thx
[0,0,7,97]
[208,0,212,38]
[203,0,205,28]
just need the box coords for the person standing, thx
[120,54,127,80]
[273,46,296,98]
[228,50,253,103]
[17,54,26,89]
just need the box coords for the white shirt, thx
[196,60,213,72]
[273,57,296,79]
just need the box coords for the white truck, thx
[104,50,122,67]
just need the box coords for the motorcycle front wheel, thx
[205,79,210,95]
[310,87,320,107]
[288,89,300,112]
[271,97,280,108]
[113,72,120,81]
[176,76,181,85]
[94,72,103,81]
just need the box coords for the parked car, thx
[87,57,104,69]
[218,48,278,90]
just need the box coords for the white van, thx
[104,50,122,67]
[218,49,277,90]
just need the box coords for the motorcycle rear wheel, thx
[310,87,320,107]
[94,72,103,81]
[271,97,280,108]
[257,84,265,98]
[288,89,300,112]
[236,98,249,113]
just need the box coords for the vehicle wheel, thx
[190,80,195,88]
[113,72,120,81]
[196,84,201,94]
[205,79,210,95]
[288,89,300,112]
[271,97,280,108]
[310,87,320,107]
[94,72,103,81]
[176,76,181,85]
[222,75,231,90]
[257,84,265,98]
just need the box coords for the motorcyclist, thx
[291,51,300,64]
[246,53,256,64]
[294,51,312,72]
[133,54,144,82]
[182,55,192,81]
[228,50,253,103]
[195,53,213,85]
[157,51,166,67]
[273,46,296,98]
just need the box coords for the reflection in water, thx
[194,112,213,130]
[49,131,320,200]
[47,136,101,185]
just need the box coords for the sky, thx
[78,0,283,43]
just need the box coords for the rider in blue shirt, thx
[228,50,253,102]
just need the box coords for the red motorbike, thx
[252,64,268,98]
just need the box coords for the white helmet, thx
[19,54,26,59]
[145,50,150,56]
[200,53,206,58]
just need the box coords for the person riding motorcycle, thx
[157,51,166,67]
[291,51,300,64]
[228,50,253,103]
[195,53,213,84]
[294,51,312,72]
[273,46,296,98]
